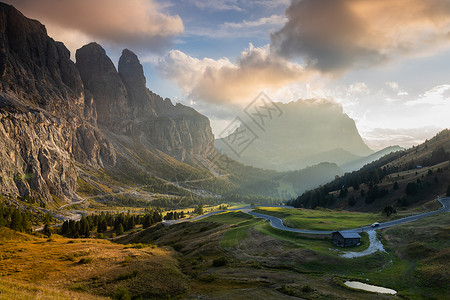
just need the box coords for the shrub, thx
[114,286,131,300]
[302,285,313,293]
[78,257,93,264]
[212,256,228,267]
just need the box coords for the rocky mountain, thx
[0,3,214,204]
[216,99,373,171]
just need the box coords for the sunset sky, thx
[6,0,450,150]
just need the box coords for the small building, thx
[332,231,361,247]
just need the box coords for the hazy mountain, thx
[340,145,405,172]
[216,99,373,171]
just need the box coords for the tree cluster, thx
[60,210,164,238]
[0,202,34,233]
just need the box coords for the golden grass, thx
[0,228,187,299]
[0,278,106,300]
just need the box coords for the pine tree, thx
[117,223,124,235]
[10,208,22,231]
[143,214,151,229]
[43,222,51,237]
[61,220,69,235]
[393,181,399,190]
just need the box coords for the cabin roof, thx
[335,231,361,239]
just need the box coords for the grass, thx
[220,219,261,248]
[253,206,382,231]
[200,211,253,224]
[374,212,450,299]
[0,228,188,299]
[0,278,107,300]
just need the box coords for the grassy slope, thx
[116,211,395,299]
[0,278,106,300]
[253,207,383,231]
[2,206,447,299]
[379,213,450,299]
[0,228,187,299]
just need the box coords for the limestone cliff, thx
[0,3,214,203]
[76,44,214,161]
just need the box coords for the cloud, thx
[188,0,290,12]
[189,0,242,11]
[362,126,443,150]
[157,44,313,110]
[271,0,450,73]
[385,81,409,96]
[6,0,184,53]
[405,84,450,106]
[223,15,287,29]
[186,15,287,39]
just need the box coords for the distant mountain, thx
[340,145,405,172]
[216,99,373,171]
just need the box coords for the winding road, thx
[165,197,450,235]
[247,197,450,235]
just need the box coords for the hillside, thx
[289,129,450,212]
[0,227,187,299]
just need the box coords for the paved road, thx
[349,197,450,233]
[164,197,450,235]
[247,197,450,235]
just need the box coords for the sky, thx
[6,0,450,150]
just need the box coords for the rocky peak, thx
[76,42,130,129]
[0,2,84,117]
[118,49,156,117]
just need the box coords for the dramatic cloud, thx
[157,44,313,108]
[6,0,184,53]
[271,0,450,73]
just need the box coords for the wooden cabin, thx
[332,231,361,247]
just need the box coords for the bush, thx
[302,285,313,293]
[212,256,228,267]
[78,257,93,264]
[114,286,131,300]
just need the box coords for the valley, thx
[0,2,449,300]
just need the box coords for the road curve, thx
[246,197,450,234]
[165,197,449,235]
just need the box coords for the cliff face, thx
[0,3,214,203]
[76,43,214,161]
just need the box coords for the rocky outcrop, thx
[0,3,115,202]
[76,45,214,161]
[118,49,156,118]
[0,3,215,203]
[76,43,130,129]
